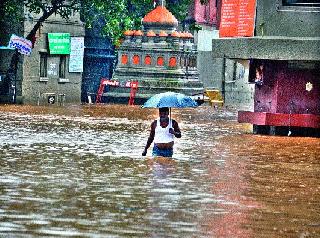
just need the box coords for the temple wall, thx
[195,27,254,109]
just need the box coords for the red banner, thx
[219,0,256,38]
[102,79,120,86]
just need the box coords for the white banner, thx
[69,37,84,73]
[8,34,32,56]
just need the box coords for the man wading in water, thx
[142,107,181,157]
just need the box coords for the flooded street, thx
[0,104,319,238]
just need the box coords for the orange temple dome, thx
[146,30,156,37]
[180,32,193,38]
[143,6,178,26]
[186,32,193,38]
[180,32,187,38]
[124,30,133,36]
[159,30,168,37]
[134,30,144,36]
[170,31,180,37]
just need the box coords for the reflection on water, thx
[0,105,319,237]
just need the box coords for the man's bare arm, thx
[142,121,156,156]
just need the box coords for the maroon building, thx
[193,0,217,26]
[211,0,320,137]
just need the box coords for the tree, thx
[82,0,196,46]
[1,0,197,49]
[82,0,153,46]
[0,0,198,103]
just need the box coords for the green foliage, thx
[82,0,154,46]
[82,0,195,46]
[0,0,196,46]
[0,0,21,20]
[0,1,23,41]
[0,1,22,25]
[167,0,193,24]
[189,23,202,32]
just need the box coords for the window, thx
[282,0,320,7]
[189,56,197,68]
[169,57,177,67]
[40,53,47,78]
[181,55,187,67]
[59,55,67,78]
[157,57,164,66]
[133,55,140,65]
[121,54,128,65]
[249,60,265,84]
[144,55,152,65]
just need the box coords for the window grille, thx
[282,0,320,7]
[59,55,67,78]
[40,53,47,78]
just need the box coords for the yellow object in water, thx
[205,89,224,107]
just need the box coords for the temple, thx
[105,0,204,104]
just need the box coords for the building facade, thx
[192,0,254,108]
[0,4,85,105]
[212,0,320,136]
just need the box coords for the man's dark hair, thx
[159,107,169,113]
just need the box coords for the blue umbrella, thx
[142,92,198,108]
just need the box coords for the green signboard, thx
[48,33,70,54]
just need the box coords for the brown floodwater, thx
[0,104,319,238]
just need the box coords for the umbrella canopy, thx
[142,92,198,108]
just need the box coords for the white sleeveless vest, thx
[154,118,174,143]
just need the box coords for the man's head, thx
[159,107,169,119]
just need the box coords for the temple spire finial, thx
[155,0,166,7]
